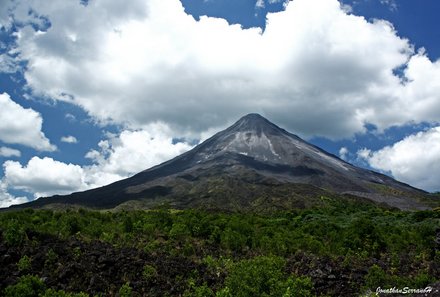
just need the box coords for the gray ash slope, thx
[12,114,431,210]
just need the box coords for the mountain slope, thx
[10,114,433,211]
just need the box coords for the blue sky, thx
[1,0,440,207]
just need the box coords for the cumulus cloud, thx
[3,125,193,198]
[0,54,19,73]
[358,127,440,192]
[357,148,371,160]
[0,4,12,30]
[0,146,21,157]
[85,124,192,183]
[61,135,78,143]
[0,180,28,208]
[338,147,349,161]
[0,93,56,151]
[2,0,438,140]
[3,157,87,197]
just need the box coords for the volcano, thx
[11,114,433,211]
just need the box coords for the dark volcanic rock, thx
[0,232,218,296]
[10,113,431,210]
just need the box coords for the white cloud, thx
[65,113,76,122]
[339,146,348,160]
[0,146,21,157]
[380,0,398,11]
[0,93,56,151]
[83,125,193,187]
[357,148,371,160]
[267,0,289,6]
[3,125,193,199]
[3,157,87,197]
[4,0,439,140]
[0,180,28,208]
[256,0,265,9]
[339,3,353,13]
[61,135,78,143]
[358,127,440,192]
[0,54,19,73]
[0,4,12,30]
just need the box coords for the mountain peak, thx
[203,113,308,164]
[11,113,429,211]
[239,113,267,121]
[228,113,284,137]
[235,113,270,127]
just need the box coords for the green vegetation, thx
[118,282,133,297]
[3,275,89,297]
[219,256,313,297]
[17,255,32,272]
[0,198,439,296]
[142,264,157,281]
[4,275,45,297]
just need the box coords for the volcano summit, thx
[11,114,433,211]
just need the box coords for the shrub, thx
[17,255,32,272]
[220,228,247,252]
[118,282,132,297]
[45,249,59,267]
[4,220,26,246]
[63,216,81,235]
[363,264,386,290]
[4,275,45,297]
[184,283,214,297]
[72,247,82,260]
[169,222,191,240]
[123,216,134,233]
[282,276,314,297]
[142,264,157,281]
[222,256,313,297]
[411,272,435,288]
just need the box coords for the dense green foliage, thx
[3,275,89,297]
[0,198,439,296]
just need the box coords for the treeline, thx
[0,197,439,296]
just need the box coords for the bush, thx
[184,283,214,297]
[142,264,157,281]
[411,272,435,288]
[363,264,386,290]
[44,249,59,267]
[4,220,26,246]
[17,255,32,272]
[222,256,313,297]
[169,222,191,240]
[118,282,132,297]
[4,275,45,297]
[221,228,247,252]
[63,216,81,235]
[282,276,314,297]
[123,216,134,233]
